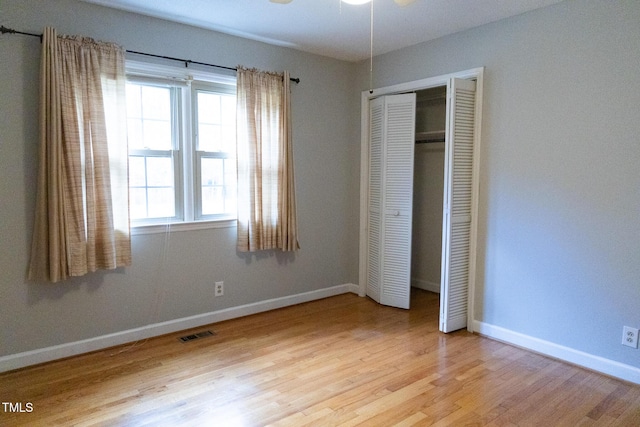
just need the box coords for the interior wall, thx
[411,143,445,292]
[357,0,640,368]
[0,0,360,357]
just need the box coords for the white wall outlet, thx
[214,281,224,297]
[622,326,639,348]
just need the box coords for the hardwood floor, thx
[1,290,639,426]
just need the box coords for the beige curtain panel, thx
[236,67,299,252]
[28,27,131,283]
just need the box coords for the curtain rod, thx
[0,25,301,84]
[0,25,42,40]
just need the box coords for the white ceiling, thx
[80,0,564,62]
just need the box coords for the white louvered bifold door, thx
[380,94,416,309]
[367,93,416,310]
[440,78,476,332]
[367,97,384,304]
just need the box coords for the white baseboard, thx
[473,320,640,385]
[0,283,359,373]
[411,278,440,293]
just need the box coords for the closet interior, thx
[411,86,446,296]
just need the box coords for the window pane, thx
[126,84,142,118]
[143,120,172,150]
[128,155,176,220]
[201,157,236,216]
[126,84,144,150]
[202,158,224,215]
[198,92,221,124]
[146,157,174,186]
[126,83,173,151]
[142,86,171,120]
[221,95,236,153]
[197,92,236,153]
[220,95,235,124]
[127,119,144,150]
[198,123,221,152]
[221,124,235,153]
[130,188,147,219]
[202,186,225,215]
[147,188,175,218]
[129,156,146,187]
[202,158,224,186]
[225,159,237,188]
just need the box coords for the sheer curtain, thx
[28,27,131,283]
[236,67,299,252]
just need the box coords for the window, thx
[194,88,237,218]
[126,83,180,220]
[125,63,237,230]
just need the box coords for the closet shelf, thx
[416,130,445,143]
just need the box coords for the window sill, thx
[131,219,236,235]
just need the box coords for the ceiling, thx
[80,0,564,62]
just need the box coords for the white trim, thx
[367,68,483,99]
[474,320,640,385]
[0,284,359,373]
[467,69,484,335]
[131,219,236,235]
[358,67,483,331]
[358,91,371,298]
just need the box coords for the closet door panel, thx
[384,101,415,216]
[367,93,415,310]
[381,213,412,308]
[367,98,384,303]
[380,94,415,309]
[441,78,476,333]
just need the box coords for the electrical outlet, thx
[622,326,639,348]
[214,281,224,297]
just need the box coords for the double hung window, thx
[125,62,237,230]
[126,82,180,221]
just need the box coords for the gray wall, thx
[358,0,640,367]
[0,0,360,356]
[411,143,445,291]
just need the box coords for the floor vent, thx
[179,330,215,343]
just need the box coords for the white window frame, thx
[126,80,183,224]
[191,82,237,222]
[126,60,237,234]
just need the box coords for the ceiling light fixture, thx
[341,0,372,4]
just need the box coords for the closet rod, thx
[0,25,301,84]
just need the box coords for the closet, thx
[364,77,477,333]
[411,86,446,295]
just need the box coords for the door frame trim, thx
[358,67,484,332]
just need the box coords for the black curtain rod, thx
[0,25,42,40]
[0,25,301,84]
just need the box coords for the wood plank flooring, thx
[1,290,639,426]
